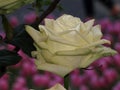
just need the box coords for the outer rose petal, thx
[35,61,72,77]
[46,83,66,90]
[92,25,103,41]
[45,19,54,31]
[25,25,48,49]
[85,19,95,31]
[79,46,117,68]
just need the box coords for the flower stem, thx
[64,74,69,90]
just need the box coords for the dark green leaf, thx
[44,0,52,5]
[10,24,36,56]
[57,4,63,11]
[64,74,70,90]
[0,49,21,67]
[2,15,13,41]
[0,66,6,77]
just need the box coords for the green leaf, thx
[10,24,36,56]
[2,15,13,41]
[0,49,21,67]
[64,74,69,90]
[0,66,6,77]
[43,0,52,5]
[57,4,64,11]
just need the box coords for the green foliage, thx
[0,49,21,67]
[10,24,36,56]
[0,49,21,77]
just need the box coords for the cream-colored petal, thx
[26,25,47,40]
[85,19,95,31]
[32,51,46,64]
[99,46,117,57]
[60,30,89,46]
[80,46,117,68]
[83,39,110,48]
[25,25,48,49]
[80,22,86,33]
[86,30,94,42]
[41,50,82,69]
[36,62,72,77]
[80,22,93,42]
[79,54,94,68]
[46,38,77,53]
[92,25,103,41]
[46,83,66,90]
[39,25,79,46]
[56,14,81,30]
[48,34,80,47]
[26,25,42,41]
[56,48,91,56]
[44,19,54,31]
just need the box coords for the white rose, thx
[25,14,117,77]
[46,83,66,90]
[0,0,34,14]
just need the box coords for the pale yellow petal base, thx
[46,83,66,90]
[35,60,73,77]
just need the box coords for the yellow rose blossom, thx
[46,83,66,90]
[25,14,117,77]
[0,0,34,14]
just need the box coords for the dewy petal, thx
[46,83,66,90]
[36,62,73,77]
[92,25,103,41]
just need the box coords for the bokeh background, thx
[1,0,120,90]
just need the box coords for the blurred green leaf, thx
[2,15,13,41]
[57,4,64,11]
[10,24,36,56]
[0,66,6,77]
[43,0,52,5]
[0,49,21,67]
